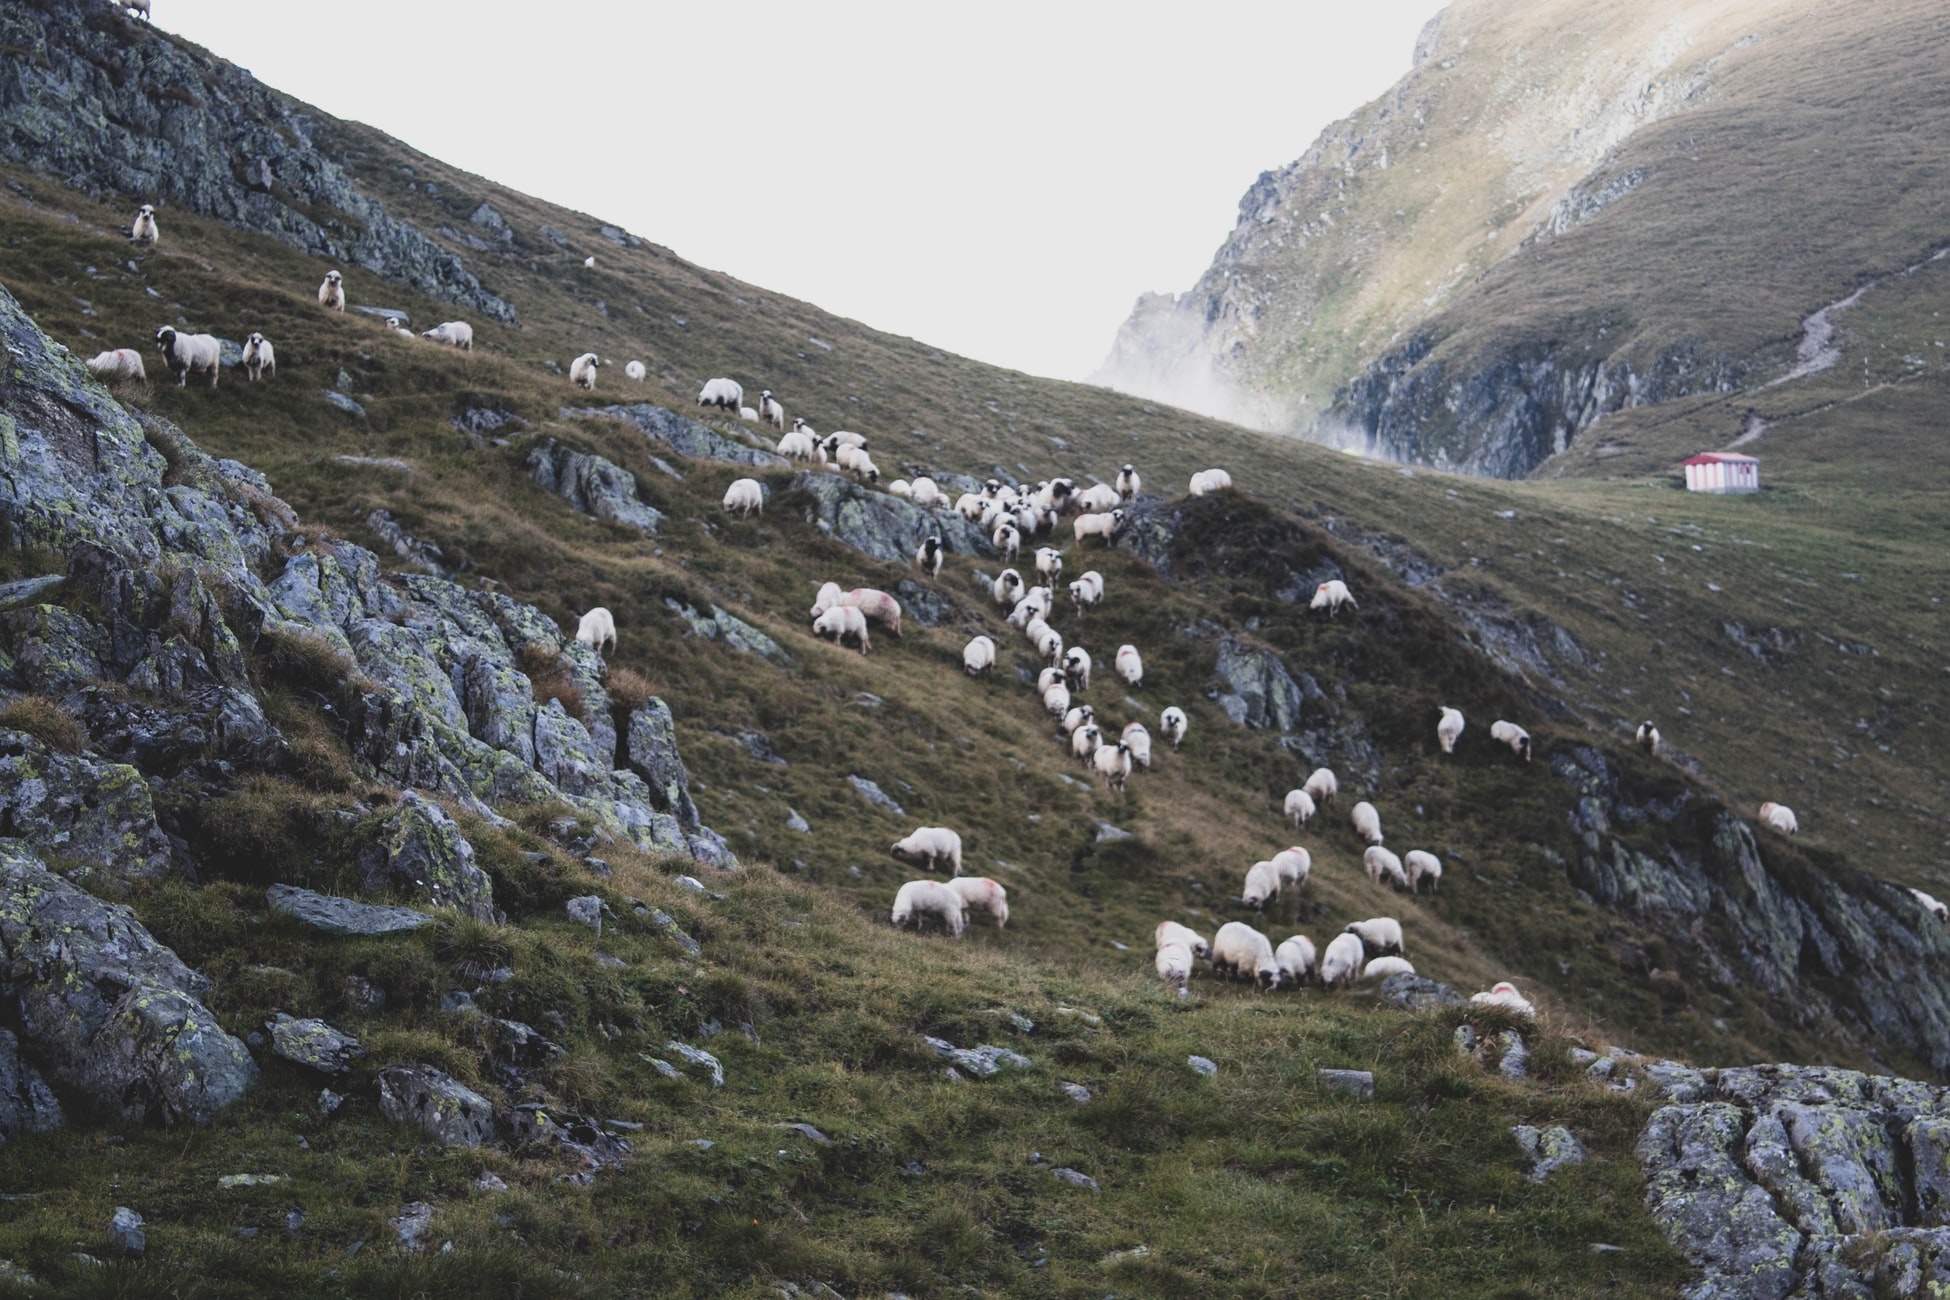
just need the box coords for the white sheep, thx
[582,255,596,269]
[697,377,744,411]
[1035,547,1064,583]
[1910,888,1948,924]
[954,492,985,520]
[1073,508,1124,546]
[569,353,601,390]
[1362,956,1416,981]
[1069,571,1103,612]
[891,880,965,937]
[838,588,903,637]
[1759,802,1799,835]
[1436,706,1465,755]
[963,635,996,676]
[1404,850,1443,894]
[945,876,1008,928]
[810,581,844,618]
[1037,666,1067,696]
[1303,767,1339,805]
[122,0,152,20]
[1212,922,1279,989]
[758,389,785,431]
[1121,721,1151,769]
[740,405,760,421]
[1092,739,1132,790]
[1470,981,1535,1017]
[573,607,616,654]
[152,327,221,387]
[84,348,147,384]
[1363,846,1407,890]
[910,477,944,509]
[1023,612,1054,649]
[1155,921,1211,960]
[891,827,964,876]
[1159,706,1187,751]
[1188,468,1233,496]
[1271,847,1311,891]
[1309,580,1357,616]
[1076,483,1120,512]
[1035,625,1064,666]
[1242,860,1281,910]
[1115,645,1143,687]
[1007,589,1050,630]
[1637,721,1661,755]
[824,430,868,451]
[1061,704,1096,737]
[915,535,944,579]
[1156,941,1195,988]
[422,321,474,350]
[1275,935,1316,986]
[722,478,764,518]
[1489,720,1531,761]
[130,203,159,245]
[1346,917,1403,958]
[1063,647,1092,693]
[1283,789,1316,828]
[1043,680,1072,720]
[624,360,646,381]
[1116,464,1141,500]
[992,568,1024,607]
[386,317,415,336]
[1070,723,1102,767]
[318,270,345,311]
[777,430,820,461]
[241,332,276,382]
[812,605,871,655]
[849,452,881,484]
[1319,932,1366,989]
[1351,801,1383,845]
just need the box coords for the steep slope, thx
[1094,0,1950,476]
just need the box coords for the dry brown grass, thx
[0,694,87,753]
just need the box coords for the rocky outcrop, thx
[376,1064,495,1148]
[0,1029,62,1145]
[265,1014,363,1075]
[792,472,988,568]
[1212,637,1306,732]
[625,699,698,832]
[0,727,173,878]
[525,439,665,533]
[357,792,494,921]
[574,405,785,468]
[266,884,431,936]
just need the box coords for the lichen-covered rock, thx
[0,1028,62,1144]
[376,1065,496,1148]
[1511,1125,1585,1182]
[576,404,787,467]
[526,439,665,532]
[358,792,494,920]
[265,1014,364,1075]
[0,729,172,878]
[922,1037,1030,1078]
[266,884,432,936]
[792,472,987,567]
[0,842,256,1125]
[1374,973,1465,1010]
[662,599,791,666]
[1213,636,1306,732]
[625,699,698,830]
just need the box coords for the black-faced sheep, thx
[722,478,764,517]
[569,353,601,390]
[1155,920,1210,961]
[758,389,785,431]
[1489,720,1531,761]
[1437,706,1465,755]
[1319,932,1365,989]
[1275,935,1316,986]
[697,377,744,411]
[1404,850,1442,893]
[1637,721,1662,754]
[1346,917,1403,958]
[1116,464,1141,500]
[1212,921,1279,989]
[1160,706,1187,751]
[152,327,220,387]
[241,332,275,382]
[812,605,870,655]
[915,535,944,579]
[130,203,159,245]
[422,321,474,350]
[318,270,345,311]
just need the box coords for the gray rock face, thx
[526,439,665,533]
[792,472,988,567]
[0,728,173,879]
[1052,1168,1101,1192]
[663,599,791,667]
[0,1029,63,1144]
[565,895,603,935]
[1188,1055,1218,1078]
[1318,1069,1375,1099]
[1212,636,1306,731]
[847,775,905,817]
[376,1065,496,1148]
[1511,1125,1585,1182]
[266,884,433,936]
[923,1038,1031,1078]
[108,1207,144,1258]
[625,699,699,830]
[574,404,786,467]
[0,842,256,1125]
[664,1041,723,1086]
[1374,973,1464,1010]
[358,793,494,920]
[265,1014,363,1075]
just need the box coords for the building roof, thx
[1684,452,1760,466]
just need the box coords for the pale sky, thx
[154,1,1441,381]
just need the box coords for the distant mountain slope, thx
[1093,0,1950,476]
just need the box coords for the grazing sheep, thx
[1212,922,1280,989]
[758,389,785,431]
[318,270,345,311]
[1436,707,1465,755]
[574,607,617,655]
[1275,935,1316,986]
[1073,508,1124,546]
[740,405,760,421]
[1271,847,1311,891]
[1061,704,1096,737]
[992,568,1024,607]
[1759,801,1799,835]
[1346,917,1404,958]
[910,477,944,509]
[1156,941,1196,988]
[1121,722,1152,769]
[824,430,868,451]
[1489,720,1531,761]
[1070,723,1102,767]
[1043,679,1072,719]
[569,353,601,390]
[1637,721,1662,755]
[946,877,1009,928]
[812,605,871,655]
[954,492,985,520]
[1910,888,1949,924]
[123,0,152,20]
[1114,645,1143,687]
[1069,571,1104,612]
[777,430,820,461]
[241,332,276,381]
[582,256,596,269]
[1008,589,1051,630]
[1281,789,1318,830]
[1035,547,1064,583]
[993,522,1022,562]
[1362,956,1416,981]
[84,348,147,384]
[1076,483,1120,512]
[810,581,844,618]
[1303,767,1339,805]
[1036,666,1067,697]
[1116,464,1141,500]
[1319,933,1366,989]
[130,203,159,245]
[1023,612,1054,648]
[891,826,964,876]
[1309,580,1357,616]
[1404,850,1443,894]
[1188,468,1233,496]
[422,321,474,350]
[839,588,902,637]
[891,880,965,937]
[1155,921,1211,961]
[722,478,764,517]
[1159,706,1188,751]
[152,327,221,387]
[1470,981,1535,1017]
[963,635,996,676]
[1063,647,1092,692]
[624,360,646,381]
[1035,625,1064,666]
[697,377,744,411]
[1351,801,1383,845]
[915,535,945,579]
[1092,739,1132,790]
[1363,847,1407,890]
[1242,860,1281,910]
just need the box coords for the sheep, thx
[888,480,913,501]
[1319,933,1366,989]
[130,203,159,245]
[1037,666,1067,696]
[1121,722,1151,769]
[1242,860,1281,910]
[1160,706,1187,751]
[1036,478,1077,513]
[697,377,744,411]
[422,321,474,350]
[1212,921,1280,989]
[722,478,764,518]
[1007,589,1050,630]
[740,405,759,421]
[1363,846,1407,890]
[915,535,944,579]
[1023,613,1055,650]
[963,635,996,676]
[1035,625,1065,666]
[1275,935,1316,986]
[812,605,871,655]
[240,332,276,382]
[1271,847,1311,891]
[891,880,965,938]
[910,477,944,509]
[1155,920,1211,960]
[1283,788,1316,828]
[1071,723,1103,766]
[624,360,646,382]
[1637,721,1662,755]
[1404,850,1443,894]
[1910,888,1948,924]
[1115,645,1143,687]
[945,876,1008,928]
[952,492,983,520]
[386,317,415,336]
[777,430,820,461]
[1309,579,1358,616]
[839,588,902,637]
[1116,464,1141,500]
[992,568,1024,607]
[810,581,844,618]
[758,389,785,431]
[1489,720,1531,761]
[891,826,964,876]
[152,327,221,387]
[1076,483,1120,512]
[1156,941,1196,988]
[582,255,596,269]
[992,522,1022,562]
[1035,547,1064,583]
[1346,917,1403,958]
[1303,767,1339,805]
[1351,800,1383,845]
[318,270,345,311]
[1436,706,1465,755]
[1069,571,1103,612]
[1043,680,1072,720]
[84,348,147,385]
[1470,981,1535,1017]
[122,0,151,20]
[1061,705,1096,737]
[1063,647,1092,693]
[825,430,868,451]
[569,353,601,390]
[1092,740,1133,790]
[1362,956,1416,981]
[1073,508,1124,546]
[850,452,881,484]
[1759,802,1799,835]
[574,607,617,654]
[1188,468,1233,496]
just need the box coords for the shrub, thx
[515,643,585,722]
[603,665,657,713]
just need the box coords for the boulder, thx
[0,1029,63,1144]
[266,884,433,936]
[1511,1125,1585,1182]
[624,699,699,830]
[525,439,665,533]
[792,472,987,567]
[265,1014,363,1075]
[923,1037,1030,1078]
[662,599,791,666]
[376,1065,496,1148]
[1213,636,1306,732]
[1374,973,1464,1010]
[1318,1069,1375,1099]
[0,729,173,879]
[574,404,786,467]
[358,792,494,920]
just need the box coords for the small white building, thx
[1683,452,1759,495]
